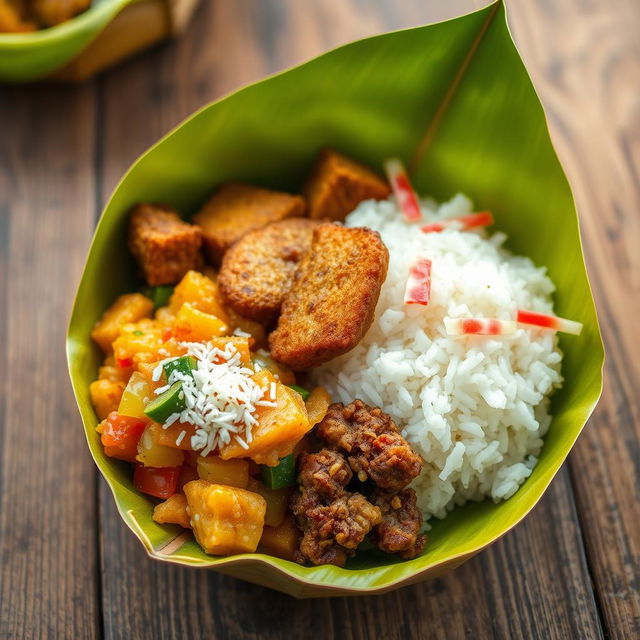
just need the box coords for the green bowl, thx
[67,1,604,597]
[0,0,130,83]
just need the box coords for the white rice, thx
[313,193,563,525]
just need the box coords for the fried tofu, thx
[193,182,306,266]
[128,203,203,287]
[303,148,391,221]
[269,223,389,369]
[217,218,321,325]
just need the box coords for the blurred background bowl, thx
[0,0,199,83]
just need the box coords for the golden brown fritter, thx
[32,0,91,26]
[303,148,391,221]
[370,488,427,559]
[217,218,321,325]
[192,182,306,266]
[128,203,203,287]
[316,400,423,491]
[0,0,36,31]
[291,450,381,566]
[268,224,389,369]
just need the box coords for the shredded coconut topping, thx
[155,341,271,456]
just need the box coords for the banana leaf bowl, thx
[0,0,131,82]
[67,1,604,598]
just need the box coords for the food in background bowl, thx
[0,0,91,32]
[88,149,582,567]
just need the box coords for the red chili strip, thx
[517,310,583,335]
[421,211,494,233]
[444,317,517,336]
[404,258,432,305]
[383,157,422,222]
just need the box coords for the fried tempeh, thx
[193,182,306,265]
[303,148,391,221]
[217,218,321,325]
[269,223,389,369]
[128,203,203,287]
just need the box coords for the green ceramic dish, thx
[67,1,604,597]
[0,0,130,83]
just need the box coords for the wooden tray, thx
[52,0,199,82]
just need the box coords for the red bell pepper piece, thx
[99,412,146,462]
[133,464,180,499]
[116,356,134,368]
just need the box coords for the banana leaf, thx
[67,0,604,597]
[0,0,130,83]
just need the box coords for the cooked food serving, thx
[0,0,91,32]
[89,149,582,566]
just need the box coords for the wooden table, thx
[1,1,638,638]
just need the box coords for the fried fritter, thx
[217,218,320,325]
[269,223,389,369]
[291,449,381,566]
[370,488,427,559]
[128,203,203,287]
[316,400,423,491]
[193,182,306,265]
[303,148,391,221]
[32,0,91,26]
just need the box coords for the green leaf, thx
[0,0,131,83]
[67,1,604,597]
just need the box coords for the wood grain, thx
[0,85,100,639]
[100,465,603,640]
[507,1,640,636]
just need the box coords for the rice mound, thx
[313,194,563,524]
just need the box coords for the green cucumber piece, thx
[142,285,174,309]
[286,384,310,401]
[144,381,186,423]
[260,454,295,489]
[164,355,197,381]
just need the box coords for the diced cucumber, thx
[163,355,197,381]
[144,382,186,423]
[142,285,174,309]
[286,384,310,401]
[260,454,295,489]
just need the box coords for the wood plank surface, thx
[0,86,101,638]
[0,0,638,638]
[507,2,640,636]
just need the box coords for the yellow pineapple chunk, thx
[91,293,154,353]
[90,378,126,420]
[219,369,311,466]
[184,480,266,555]
[169,270,230,324]
[173,303,229,342]
[153,494,191,529]
[197,456,249,488]
[305,386,332,426]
